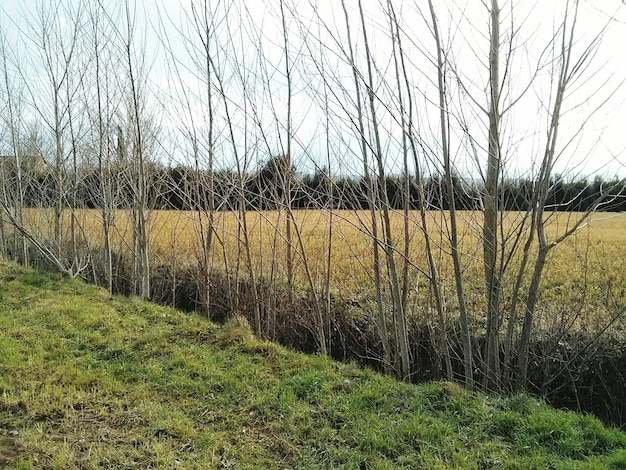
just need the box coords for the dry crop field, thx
[20,208,626,331]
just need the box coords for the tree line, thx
[2,155,624,212]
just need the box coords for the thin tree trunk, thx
[340,0,391,373]
[426,0,463,384]
[92,14,114,294]
[323,52,334,357]
[503,211,535,389]
[1,42,28,265]
[483,0,502,391]
[358,0,409,379]
[517,2,579,388]
[517,244,548,388]
[124,0,150,300]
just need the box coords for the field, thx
[19,208,626,326]
[1,260,625,468]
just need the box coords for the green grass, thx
[0,259,625,469]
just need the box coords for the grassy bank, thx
[0,260,625,469]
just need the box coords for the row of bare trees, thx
[1,0,625,401]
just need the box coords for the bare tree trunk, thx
[65,74,82,274]
[340,0,391,374]
[1,36,28,265]
[214,62,261,333]
[279,0,296,309]
[358,0,409,379]
[426,0,463,384]
[504,211,534,389]
[52,89,64,254]
[91,17,115,293]
[189,0,218,316]
[517,2,581,387]
[387,1,412,316]
[322,46,334,357]
[91,14,115,294]
[483,0,502,391]
[124,0,150,300]
[0,166,6,259]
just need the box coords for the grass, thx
[0,260,625,469]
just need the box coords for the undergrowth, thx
[0,259,624,469]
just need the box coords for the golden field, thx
[19,208,626,320]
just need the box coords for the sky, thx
[1,0,625,180]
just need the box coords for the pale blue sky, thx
[1,0,625,179]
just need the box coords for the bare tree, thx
[32,0,85,257]
[514,0,623,389]
[482,0,504,391]
[337,0,394,373]
[358,0,410,378]
[426,0,471,386]
[84,0,125,294]
[0,27,28,264]
[116,0,153,300]
[1,0,92,276]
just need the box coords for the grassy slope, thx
[0,260,624,470]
